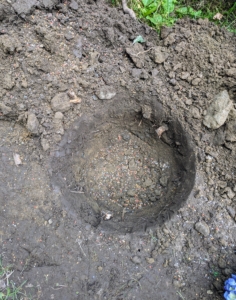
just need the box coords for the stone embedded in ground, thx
[191,78,201,86]
[146,257,155,264]
[203,90,233,129]
[41,138,50,151]
[96,86,116,100]
[27,112,39,135]
[191,107,201,119]
[195,221,210,236]
[88,51,99,66]
[12,0,37,15]
[160,26,173,39]
[0,36,16,54]
[131,256,141,264]
[21,79,28,88]
[153,46,169,64]
[180,72,190,80]
[226,68,236,78]
[53,112,64,135]
[127,190,136,197]
[160,176,168,187]
[69,0,79,10]
[128,159,137,171]
[51,93,71,112]
[227,206,235,219]
[40,0,60,9]
[132,68,142,78]
[3,74,15,90]
[225,109,236,142]
[0,102,12,115]
[126,43,145,68]
[164,33,176,46]
[143,178,152,187]
[142,104,152,120]
[224,187,235,199]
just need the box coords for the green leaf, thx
[176,6,188,15]
[162,0,175,15]
[133,35,145,44]
[142,0,154,7]
[146,13,163,25]
[176,6,202,18]
[0,292,4,300]
[142,2,158,16]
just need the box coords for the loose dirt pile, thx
[0,0,235,299]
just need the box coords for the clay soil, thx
[0,0,236,299]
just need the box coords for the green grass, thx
[0,256,27,300]
[110,0,236,33]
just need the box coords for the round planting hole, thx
[51,95,196,233]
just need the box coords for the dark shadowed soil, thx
[0,0,236,299]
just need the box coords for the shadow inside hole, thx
[50,92,196,233]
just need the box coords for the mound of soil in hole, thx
[51,93,196,232]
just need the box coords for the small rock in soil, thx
[126,43,145,68]
[3,74,15,90]
[225,68,236,78]
[152,46,169,64]
[129,159,137,171]
[88,51,99,66]
[191,107,201,119]
[160,26,173,39]
[225,109,236,142]
[142,105,152,120]
[0,35,16,54]
[224,187,235,199]
[96,86,116,100]
[27,112,39,135]
[53,112,64,135]
[203,90,233,129]
[51,93,71,112]
[160,176,168,187]
[191,78,201,86]
[12,0,37,15]
[69,0,79,10]
[132,68,142,78]
[227,206,235,219]
[41,138,50,151]
[195,221,210,236]
[143,178,152,187]
[131,256,141,264]
[164,33,176,46]
[0,102,12,115]
[180,72,190,80]
[146,257,155,264]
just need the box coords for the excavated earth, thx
[0,0,236,299]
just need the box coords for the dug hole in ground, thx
[0,0,235,299]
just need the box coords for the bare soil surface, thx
[0,0,236,299]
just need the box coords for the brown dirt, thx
[0,0,236,299]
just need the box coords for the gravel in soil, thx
[82,130,173,214]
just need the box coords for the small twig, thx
[177,291,186,300]
[70,190,84,193]
[76,239,86,257]
[4,270,14,286]
[132,47,154,58]
[51,285,67,290]
[130,277,142,289]
[122,208,128,221]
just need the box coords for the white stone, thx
[203,90,233,129]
